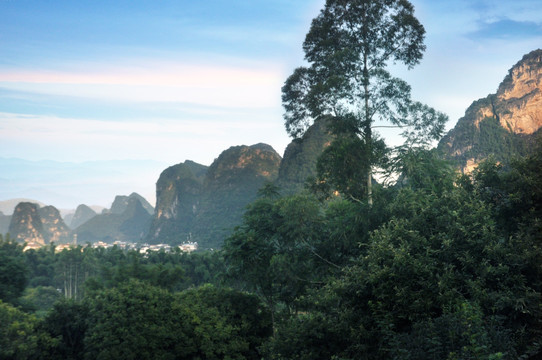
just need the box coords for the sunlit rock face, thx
[439,49,542,173]
[8,202,46,246]
[496,50,542,135]
[38,205,71,244]
[204,143,281,186]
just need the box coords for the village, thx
[53,240,198,254]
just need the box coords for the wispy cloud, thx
[0,60,285,108]
[468,18,542,40]
[0,111,288,164]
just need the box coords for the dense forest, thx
[1,144,541,359]
[2,0,541,358]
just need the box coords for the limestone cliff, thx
[198,144,281,248]
[148,144,281,248]
[148,160,208,244]
[205,143,280,187]
[497,50,542,134]
[38,205,71,244]
[276,117,333,193]
[439,49,542,172]
[8,202,46,247]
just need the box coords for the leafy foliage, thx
[1,144,541,358]
[0,300,55,359]
[283,0,447,202]
[0,235,29,304]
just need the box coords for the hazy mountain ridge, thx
[69,204,97,229]
[0,211,11,235]
[74,196,151,244]
[439,49,542,172]
[106,193,154,216]
[4,193,153,246]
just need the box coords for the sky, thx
[1,0,541,210]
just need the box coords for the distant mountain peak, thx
[9,202,46,246]
[206,143,281,183]
[0,198,46,215]
[70,204,97,229]
[73,193,152,244]
[107,193,154,216]
[147,144,282,248]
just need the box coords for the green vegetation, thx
[1,1,541,358]
[148,144,282,249]
[282,0,447,203]
[0,236,28,305]
[438,103,530,168]
[0,145,540,358]
[74,197,151,244]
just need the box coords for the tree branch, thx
[372,125,407,128]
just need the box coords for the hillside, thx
[38,206,71,244]
[8,202,47,248]
[439,49,542,172]
[147,160,208,245]
[148,144,281,248]
[73,194,152,244]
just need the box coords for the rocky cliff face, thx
[148,160,208,244]
[276,117,333,193]
[439,49,542,172]
[38,205,71,244]
[8,202,46,247]
[148,144,281,248]
[198,144,281,247]
[497,50,542,134]
[205,143,280,186]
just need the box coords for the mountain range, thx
[2,193,154,249]
[2,49,541,250]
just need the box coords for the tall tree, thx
[282,0,447,203]
[0,235,29,304]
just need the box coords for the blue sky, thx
[1,0,541,209]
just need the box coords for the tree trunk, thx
[363,51,373,206]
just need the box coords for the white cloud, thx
[0,111,289,165]
[0,59,285,109]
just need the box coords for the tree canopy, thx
[282,0,447,202]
